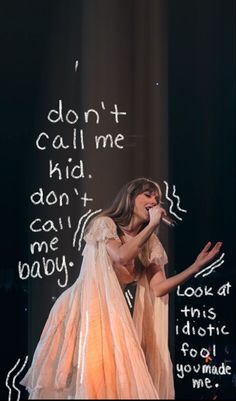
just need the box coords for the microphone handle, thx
[161,215,177,227]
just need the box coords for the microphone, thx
[161,215,177,227]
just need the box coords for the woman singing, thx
[20,177,222,399]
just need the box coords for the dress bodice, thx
[112,232,146,289]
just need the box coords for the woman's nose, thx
[150,196,157,205]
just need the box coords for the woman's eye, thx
[145,193,151,197]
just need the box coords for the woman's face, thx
[133,190,159,223]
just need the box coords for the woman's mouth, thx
[145,207,151,216]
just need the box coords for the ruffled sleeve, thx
[84,216,120,244]
[148,233,168,266]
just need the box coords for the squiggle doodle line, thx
[127,289,133,299]
[6,355,28,401]
[195,253,225,278]
[6,359,20,401]
[172,185,187,213]
[12,356,28,401]
[73,209,92,247]
[200,259,225,277]
[163,181,183,221]
[125,291,132,308]
[78,209,102,251]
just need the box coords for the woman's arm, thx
[147,241,223,297]
[106,223,155,265]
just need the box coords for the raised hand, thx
[194,241,223,272]
[148,205,167,227]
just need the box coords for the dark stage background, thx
[1,1,235,399]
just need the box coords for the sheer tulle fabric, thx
[20,217,175,399]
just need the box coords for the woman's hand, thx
[193,241,223,272]
[148,205,167,227]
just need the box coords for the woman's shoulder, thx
[84,215,119,243]
[90,215,116,229]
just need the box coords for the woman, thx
[20,178,222,399]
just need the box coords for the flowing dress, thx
[20,216,175,399]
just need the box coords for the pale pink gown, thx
[20,216,175,399]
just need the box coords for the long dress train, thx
[20,216,175,399]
